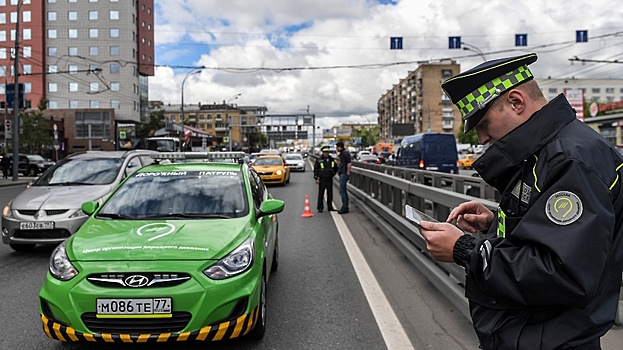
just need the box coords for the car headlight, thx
[276,170,283,175]
[3,202,13,219]
[204,237,254,280]
[49,240,79,281]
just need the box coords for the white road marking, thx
[331,211,415,350]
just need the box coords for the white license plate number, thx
[96,298,172,315]
[19,221,54,230]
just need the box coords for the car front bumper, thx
[39,259,263,343]
[2,215,87,246]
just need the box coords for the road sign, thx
[390,37,403,50]
[576,30,588,43]
[515,34,528,47]
[448,36,461,49]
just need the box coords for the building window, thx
[110,63,119,74]
[90,100,99,108]
[68,11,77,21]
[89,28,98,38]
[47,47,57,57]
[48,0,57,3]
[48,101,58,109]
[111,100,120,109]
[48,83,58,92]
[24,82,31,93]
[48,65,57,73]
[75,111,111,139]
[69,100,78,108]
[0,31,6,42]
[110,10,119,20]
[68,47,78,56]
[110,46,119,56]
[89,46,98,56]
[606,88,615,94]
[89,11,98,20]
[69,65,77,74]
[110,28,119,38]
[22,46,31,57]
[0,14,4,25]
[548,88,557,94]
[110,82,119,91]
[22,28,31,40]
[23,11,31,22]
[90,64,99,73]
[592,88,601,93]
[23,64,31,74]
[68,28,77,38]
[47,11,56,21]
[69,82,78,92]
[90,82,99,92]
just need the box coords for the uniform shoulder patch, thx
[545,191,583,225]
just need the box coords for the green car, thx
[39,152,285,344]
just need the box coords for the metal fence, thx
[346,161,623,325]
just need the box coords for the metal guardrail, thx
[346,161,623,325]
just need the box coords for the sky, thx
[148,0,623,132]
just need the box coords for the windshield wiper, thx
[49,181,95,186]
[135,213,232,219]
[97,213,135,220]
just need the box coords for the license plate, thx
[96,298,172,316]
[19,221,54,230]
[426,166,439,170]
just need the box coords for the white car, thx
[357,150,371,160]
[283,153,306,172]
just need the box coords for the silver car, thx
[283,153,306,172]
[1,150,155,251]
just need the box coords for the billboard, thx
[564,89,584,121]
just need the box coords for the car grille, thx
[17,209,69,216]
[81,312,191,333]
[87,273,191,288]
[256,171,273,175]
[13,229,71,239]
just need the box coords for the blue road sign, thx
[448,36,461,49]
[390,37,403,50]
[576,30,588,42]
[515,34,528,47]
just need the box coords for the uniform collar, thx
[473,95,576,189]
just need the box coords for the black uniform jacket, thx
[466,95,623,349]
[314,156,337,180]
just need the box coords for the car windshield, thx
[254,158,283,166]
[27,155,46,163]
[33,158,123,186]
[97,170,248,219]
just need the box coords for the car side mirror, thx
[81,201,100,215]
[257,199,285,219]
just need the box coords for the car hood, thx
[11,185,115,209]
[70,219,251,261]
[253,165,284,171]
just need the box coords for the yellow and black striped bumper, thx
[41,306,259,343]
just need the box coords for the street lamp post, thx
[461,42,487,62]
[0,66,7,156]
[180,67,204,151]
[12,0,23,181]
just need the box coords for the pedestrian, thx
[418,53,623,349]
[313,146,338,212]
[1,152,9,179]
[335,141,352,214]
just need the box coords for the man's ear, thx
[507,90,525,114]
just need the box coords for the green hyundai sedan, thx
[39,152,285,344]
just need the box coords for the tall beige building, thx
[378,60,460,141]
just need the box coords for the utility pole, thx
[12,0,21,181]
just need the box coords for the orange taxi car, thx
[458,153,479,170]
[252,155,291,185]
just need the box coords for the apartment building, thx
[0,0,154,154]
[377,60,461,141]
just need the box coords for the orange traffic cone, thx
[301,194,314,218]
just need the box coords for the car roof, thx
[66,150,154,159]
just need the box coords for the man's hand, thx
[447,200,494,234]
[419,221,464,262]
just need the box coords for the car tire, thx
[246,271,266,340]
[270,233,279,273]
[10,243,36,252]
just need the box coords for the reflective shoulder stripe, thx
[320,162,325,169]
[497,208,506,238]
[532,154,541,193]
[609,162,623,190]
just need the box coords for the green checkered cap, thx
[456,65,533,121]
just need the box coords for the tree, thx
[136,109,166,138]
[457,121,479,145]
[18,98,53,154]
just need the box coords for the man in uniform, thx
[313,146,338,212]
[419,53,623,349]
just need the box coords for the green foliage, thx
[352,126,378,148]
[136,110,166,138]
[457,121,479,145]
[19,109,53,154]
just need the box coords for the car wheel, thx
[270,233,279,273]
[10,243,36,252]
[286,174,290,184]
[246,271,266,340]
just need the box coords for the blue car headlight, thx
[204,237,254,280]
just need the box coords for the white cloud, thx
[149,0,623,132]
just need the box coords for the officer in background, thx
[313,146,338,212]
[419,53,623,349]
